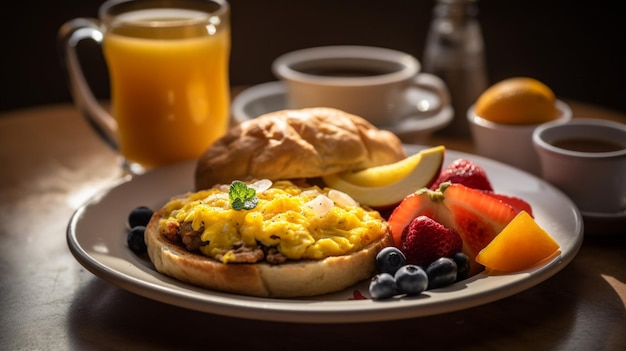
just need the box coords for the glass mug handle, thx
[403,72,450,117]
[58,18,118,149]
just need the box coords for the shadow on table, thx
[66,241,626,351]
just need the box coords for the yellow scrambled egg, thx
[158,180,387,263]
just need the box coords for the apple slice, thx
[322,146,445,208]
[339,145,446,187]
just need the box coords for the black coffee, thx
[298,67,393,77]
[291,58,402,78]
[551,138,625,152]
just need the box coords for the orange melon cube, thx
[475,210,560,273]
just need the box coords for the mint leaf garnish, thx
[229,181,258,210]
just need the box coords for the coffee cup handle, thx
[58,18,119,150]
[403,72,450,117]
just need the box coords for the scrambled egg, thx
[158,180,387,263]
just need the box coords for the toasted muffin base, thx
[145,207,393,298]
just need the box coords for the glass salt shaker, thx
[422,0,488,137]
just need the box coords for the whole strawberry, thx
[430,158,493,191]
[400,215,463,267]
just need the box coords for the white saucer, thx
[231,81,454,143]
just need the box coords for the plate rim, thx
[66,146,584,323]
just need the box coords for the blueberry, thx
[394,265,428,295]
[127,226,147,254]
[452,252,470,281]
[426,257,457,289]
[375,247,407,275]
[128,206,153,228]
[369,273,397,300]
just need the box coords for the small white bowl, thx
[533,118,626,215]
[467,100,572,175]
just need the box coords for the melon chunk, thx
[475,210,560,273]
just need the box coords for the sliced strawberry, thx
[430,158,493,191]
[442,185,518,264]
[388,182,519,276]
[388,189,439,246]
[481,191,533,216]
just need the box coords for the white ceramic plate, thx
[231,81,454,143]
[67,146,583,323]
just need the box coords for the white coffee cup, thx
[533,118,626,214]
[271,45,449,127]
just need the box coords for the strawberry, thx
[430,158,493,191]
[388,182,521,276]
[400,215,463,267]
[481,191,534,217]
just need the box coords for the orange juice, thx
[103,8,230,169]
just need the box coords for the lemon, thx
[474,77,559,125]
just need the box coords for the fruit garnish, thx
[481,191,534,217]
[229,181,258,210]
[394,265,428,295]
[370,246,468,299]
[349,290,368,300]
[127,226,147,254]
[452,252,470,281]
[339,145,445,187]
[429,158,533,215]
[322,145,445,207]
[369,273,397,300]
[127,205,153,254]
[475,210,560,273]
[128,206,154,228]
[400,215,462,267]
[426,257,457,289]
[430,158,493,191]
[474,77,559,125]
[375,247,407,276]
[388,182,521,276]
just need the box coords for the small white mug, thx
[271,45,449,127]
[533,118,626,215]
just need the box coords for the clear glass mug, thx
[58,0,231,174]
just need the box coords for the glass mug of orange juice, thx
[59,0,230,174]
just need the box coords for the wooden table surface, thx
[0,100,624,350]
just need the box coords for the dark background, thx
[1,0,624,114]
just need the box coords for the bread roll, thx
[195,108,406,190]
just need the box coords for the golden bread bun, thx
[195,107,406,190]
[145,198,393,298]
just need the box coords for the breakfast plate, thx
[67,146,583,323]
[231,81,454,143]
